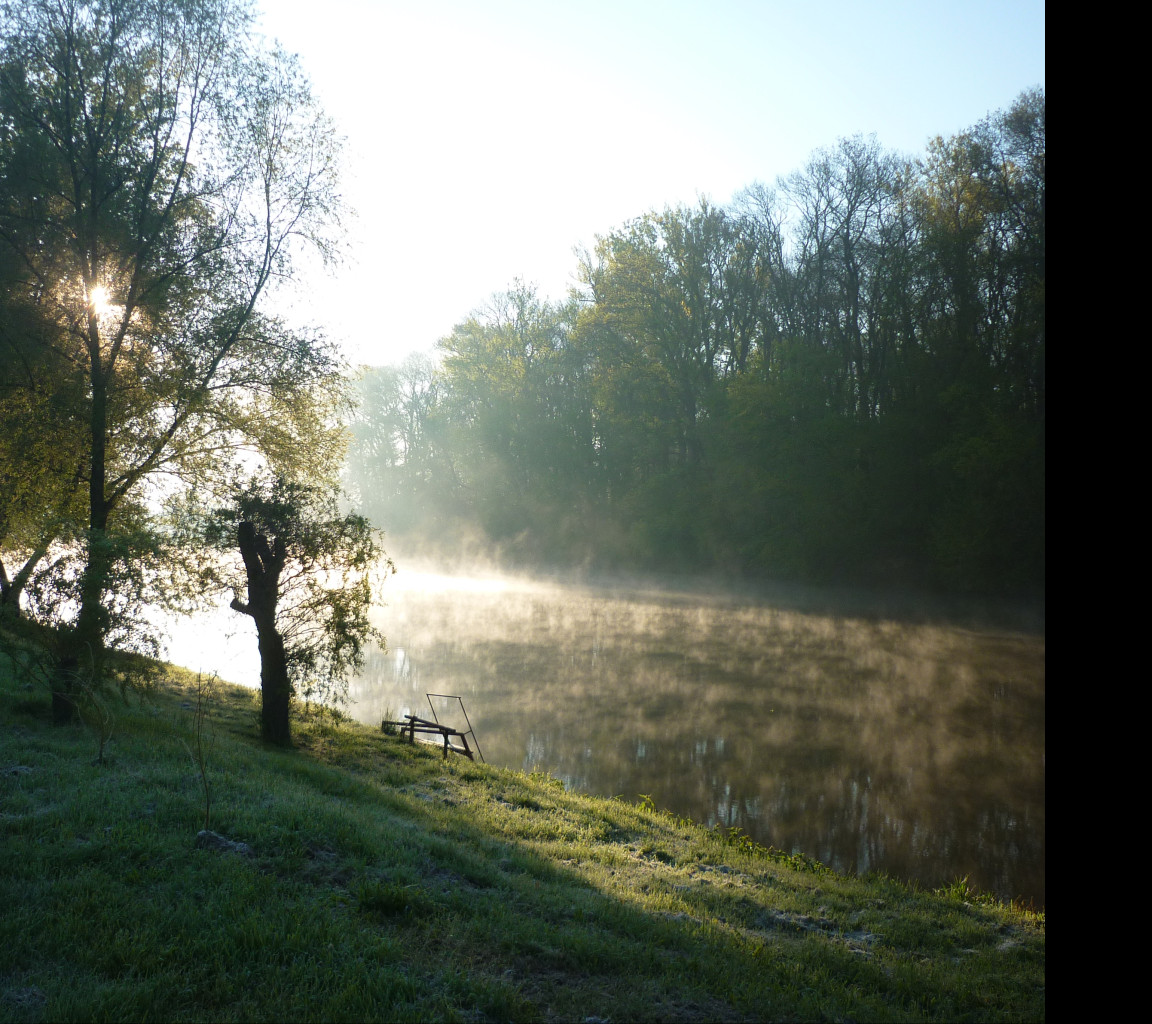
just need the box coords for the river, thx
[165,564,1045,907]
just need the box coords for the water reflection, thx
[344,568,1044,907]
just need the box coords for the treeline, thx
[346,90,1044,597]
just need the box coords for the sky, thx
[254,0,1044,369]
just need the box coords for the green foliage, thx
[349,90,1044,597]
[380,708,400,736]
[198,473,390,734]
[343,355,454,537]
[0,0,350,707]
[0,317,87,615]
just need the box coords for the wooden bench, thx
[383,714,475,760]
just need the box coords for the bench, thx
[383,714,475,760]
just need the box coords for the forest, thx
[345,89,1045,598]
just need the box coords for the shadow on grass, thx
[0,663,1044,1023]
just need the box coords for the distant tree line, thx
[347,90,1044,597]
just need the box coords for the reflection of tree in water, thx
[391,647,413,685]
[347,573,1044,905]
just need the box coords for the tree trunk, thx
[56,321,111,723]
[233,520,292,745]
[53,534,109,724]
[256,619,292,746]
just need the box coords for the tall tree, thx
[0,0,347,717]
[777,135,910,421]
[437,283,593,553]
[345,354,455,537]
[910,89,1045,591]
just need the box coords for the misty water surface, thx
[166,566,1044,906]
[350,568,1044,907]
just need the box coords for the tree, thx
[344,354,454,537]
[777,135,910,421]
[207,476,388,746]
[909,89,1045,591]
[0,0,347,718]
[571,202,781,563]
[436,282,596,554]
[0,322,86,619]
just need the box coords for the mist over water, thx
[347,562,1045,907]
[161,559,1044,906]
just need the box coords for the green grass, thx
[0,657,1044,1022]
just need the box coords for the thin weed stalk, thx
[182,670,216,830]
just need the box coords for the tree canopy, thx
[0,0,371,719]
[197,475,387,745]
[347,90,1044,598]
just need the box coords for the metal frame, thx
[426,693,485,763]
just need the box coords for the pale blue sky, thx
[255,0,1044,366]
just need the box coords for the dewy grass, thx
[0,656,1044,1022]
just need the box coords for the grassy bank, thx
[1,661,1043,1022]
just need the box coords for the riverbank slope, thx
[1,663,1043,1022]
